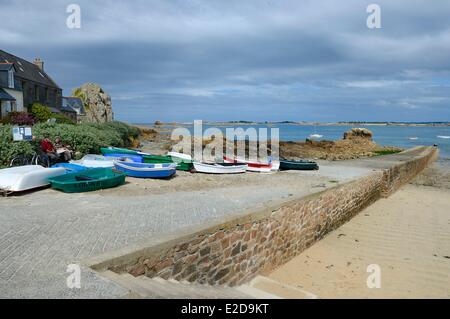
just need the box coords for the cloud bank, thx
[1,0,449,122]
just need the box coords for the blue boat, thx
[103,153,143,163]
[52,163,90,173]
[114,161,177,179]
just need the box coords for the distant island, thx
[145,121,450,127]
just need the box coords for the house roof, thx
[0,88,16,101]
[0,63,15,72]
[49,107,62,114]
[62,96,85,114]
[61,104,77,113]
[0,50,60,89]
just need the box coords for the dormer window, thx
[8,69,14,88]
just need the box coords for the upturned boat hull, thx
[0,165,66,192]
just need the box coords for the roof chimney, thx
[33,57,44,71]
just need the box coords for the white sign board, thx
[12,126,33,142]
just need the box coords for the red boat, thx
[223,156,273,172]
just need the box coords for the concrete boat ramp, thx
[0,147,437,298]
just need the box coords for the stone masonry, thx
[103,146,438,286]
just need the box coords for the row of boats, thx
[0,147,319,195]
[101,147,319,172]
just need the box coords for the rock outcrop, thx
[279,127,401,161]
[141,126,402,161]
[343,128,373,140]
[72,83,114,123]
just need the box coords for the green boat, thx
[48,168,126,193]
[143,154,193,171]
[102,147,193,171]
[100,147,145,156]
[279,159,319,171]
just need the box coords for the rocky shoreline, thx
[135,125,403,161]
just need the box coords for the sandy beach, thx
[266,161,450,298]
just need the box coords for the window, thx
[8,70,14,88]
[0,101,14,118]
[5,101,12,113]
[35,85,39,101]
[45,88,49,102]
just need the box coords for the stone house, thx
[0,49,62,120]
[62,96,85,123]
[0,63,23,119]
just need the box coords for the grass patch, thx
[373,149,403,156]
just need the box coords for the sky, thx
[1,0,450,123]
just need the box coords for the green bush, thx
[32,121,139,155]
[87,121,140,142]
[33,123,118,155]
[30,103,75,124]
[0,124,35,167]
[52,113,76,124]
[0,121,141,167]
[31,103,53,122]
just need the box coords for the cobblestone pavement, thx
[0,164,371,298]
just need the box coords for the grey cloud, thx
[1,0,449,122]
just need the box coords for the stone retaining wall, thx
[93,146,438,286]
[381,146,439,196]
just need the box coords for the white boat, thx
[437,135,450,139]
[70,154,115,168]
[309,124,323,139]
[193,162,247,174]
[269,157,280,171]
[0,165,66,193]
[167,152,192,161]
[409,137,418,140]
[223,156,273,173]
